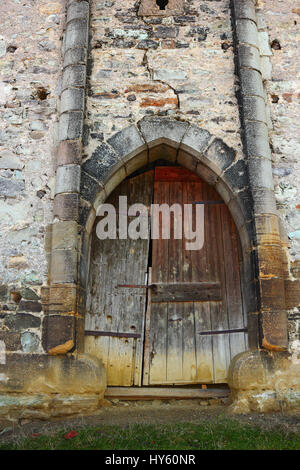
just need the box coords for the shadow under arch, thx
[78,119,258,352]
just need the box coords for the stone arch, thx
[78,119,257,352]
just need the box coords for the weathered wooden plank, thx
[151,282,221,302]
[221,207,247,359]
[85,171,154,386]
[105,387,230,399]
[142,268,152,386]
[148,302,168,384]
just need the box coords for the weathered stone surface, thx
[51,221,78,251]
[1,313,41,332]
[80,171,102,204]
[180,126,212,157]
[18,300,42,313]
[0,177,25,197]
[56,140,82,167]
[107,125,146,162]
[139,118,188,149]
[55,164,81,195]
[204,139,236,174]
[53,193,79,221]
[21,332,40,353]
[228,350,300,413]
[82,143,123,184]
[50,250,78,284]
[59,112,84,141]
[0,331,21,351]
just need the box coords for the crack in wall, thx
[142,50,180,110]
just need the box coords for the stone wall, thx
[256,1,300,351]
[84,0,243,158]
[0,1,64,354]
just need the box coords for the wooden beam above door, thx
[151,282,222,302]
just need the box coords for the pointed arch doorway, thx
[85,164,248,387]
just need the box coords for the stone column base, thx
[0,353,107,428]
[228,350,300,413]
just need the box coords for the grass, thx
[0,417,299,450]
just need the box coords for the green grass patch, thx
[1,417,299,450]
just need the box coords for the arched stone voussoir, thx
[107,124,147,164]
[179,125,236,177]
[138,117,189,149]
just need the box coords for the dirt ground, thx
[1,399,300,444]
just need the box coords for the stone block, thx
[67,1,89,23]
[63,47,87,68]
[2,313,41,332]
[56,140,82,167]
[82,143,124,184]
[180,125,212,159]
[80,170,102,205]
[244,121,271,160]
[18,300,42,313]
[261,310,288,350]
[204,138,236,175]
[260,278,286,310]
[234,0,256,23]
[0,331,21,351]
[50,250,78,284]
[107,125,146,162]
[54,193,79,221]
[252,188,277,215]
[42,315,76,351]
[21,332,40,353]
[236,19,258,48]
[60,88,85,114]
[62,65,86,89]
[248,157,274,190]
[284,280,300,309]
[55,164,81,195]
[65,20,89,51]
[0,353,106,396]
[139,118,188,149]
[0,177,25,197]
[238,44,261,71]
[240,68,264,99]
[59,112,83,141]
[243,95,266,123]
[222,158,249,191]
[51,221,79,251]
[47,284,78,314]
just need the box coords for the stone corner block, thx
[59,112,84,141]
[234,0,256,23]
[67,1,89,24]
[55,164,81,195]
[56,140,82,167]
[61,88,85,114]
[50,249,78,284]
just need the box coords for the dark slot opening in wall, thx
[156,0,169,10]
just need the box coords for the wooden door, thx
[143,167,247,385]
[85,171,154,386]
